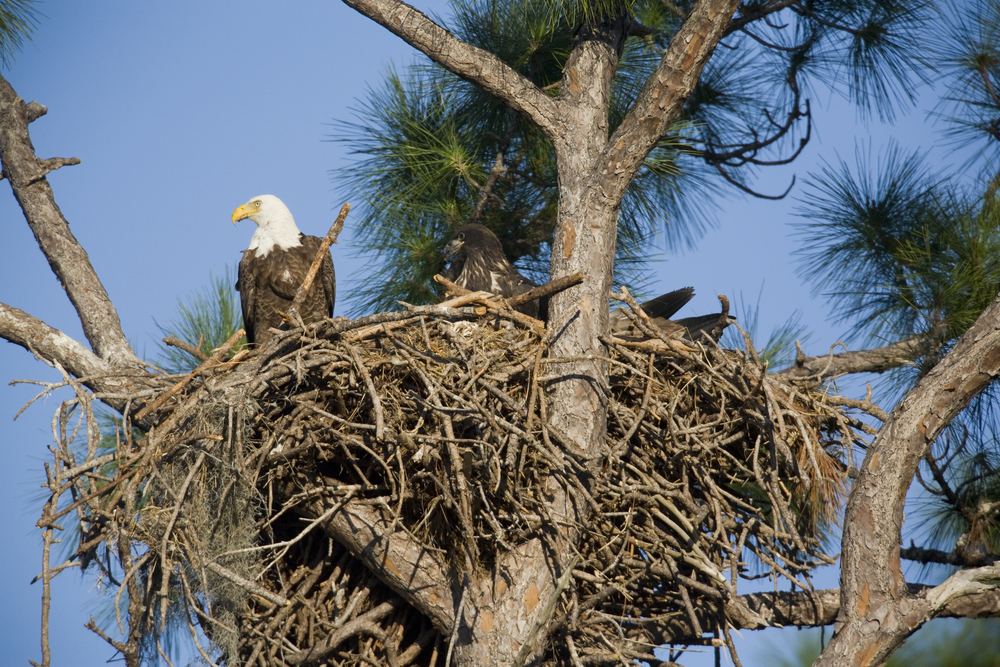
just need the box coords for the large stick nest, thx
[32,296,870,666]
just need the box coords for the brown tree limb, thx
[0,74,138,367]
[598,0,740,207]
[338,0,562,137]
[284,476,457,634]
[815,293,1000,667]
[779,335,929,381]
[508,273,583,309]
[648,583,1000,645]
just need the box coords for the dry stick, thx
[162,336,210,363]
[134,327,245,420]
[434,271,584,310]
[33,494,57,667]
[287,202,350,321]
[346,344,384,441]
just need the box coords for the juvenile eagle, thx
[232,195,335,346]
[442,223,731,339]
[443,224,541,318]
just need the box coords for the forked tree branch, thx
[0,74,138,368]
[339,0,563,137]
[599,0,740,206]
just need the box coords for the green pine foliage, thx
[933,0,1000,178]
[155,266,245,374]
[794,143,1000,356]
[334,0,931,315]
[0,0,37,66]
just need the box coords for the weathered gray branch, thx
[0,301,113,381]
[339,0,562,137]
[0,73,138,367]
[816,292,1000,667]
[780,335,928,380]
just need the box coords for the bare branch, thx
[901,545,998,568]
[779,335,929,381]
[162,336,210,363]
[0,74,138,367]
[288,202,350,321]
[0,301,114,382]
[654,583,1000,644]
[339,0,562,137]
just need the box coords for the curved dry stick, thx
[288,202,350,321]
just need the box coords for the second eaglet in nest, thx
[442,223,732,340]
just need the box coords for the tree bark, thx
[339,0,561,136]
[780,335,929,380]
[815,292,1000,667]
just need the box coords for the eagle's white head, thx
[232,194,303,257]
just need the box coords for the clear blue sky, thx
[0,2,980,665]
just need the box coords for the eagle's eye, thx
[254,201,261,208]
[458,233,465,241]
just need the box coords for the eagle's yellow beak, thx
[232,204,250,225]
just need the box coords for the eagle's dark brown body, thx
[443,224,541,318]
[237,234,336,346]
[442,223,732,339]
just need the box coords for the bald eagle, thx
[442,224,732,339]
[232,195,335,346]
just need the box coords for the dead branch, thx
[163,336,211,363]
[0,74,137,367]
[780,335,929,380]
[288,202,350,321]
